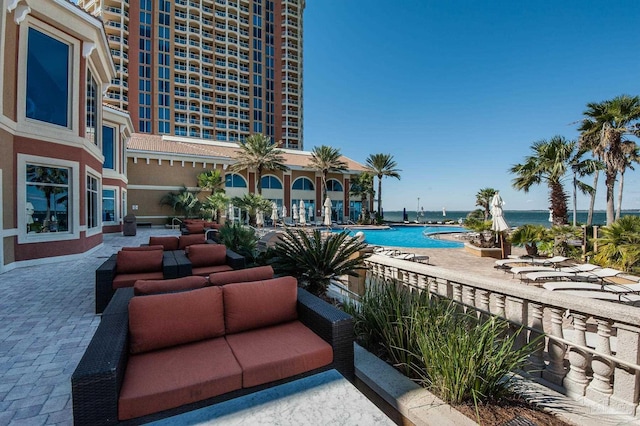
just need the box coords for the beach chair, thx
[521,271,580,283]
[507,266,555,278]
[551,290,640,305]
[543,281,640,293]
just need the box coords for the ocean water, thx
[383,210,640,228]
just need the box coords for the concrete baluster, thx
[586,319,614,405]
[452,283,463,311]
[495,294,506,319]
[506,296,527,349]
[610,324,640,416]
[477,290,490,321]
[429,277,439,298]
[464,287,476,313]
[526,303,545,377]
[564,314,591,398]
[543,308,567,386]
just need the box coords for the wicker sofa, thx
[72,277,354,425]
[94,244,245,314]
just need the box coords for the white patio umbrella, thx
[299,200,306,225]
[292,203,298,222]
[308,206,313,221]
[271,202,278,225]
[490,192,509,232]
[323,197,332,226]
[282,205,287,219]
[228,204,234,224]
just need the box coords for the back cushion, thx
[178,234,206,249]
[134,276,208,295]
[186,224,205,234]
[223,277,298,334]
[209,266,274,286]
[116,250,163,274]
[121,245,164,252]
[188,244,227,268]
[148,236,179,251]
[128,286,225,354]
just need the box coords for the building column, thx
[343,176,350,221]
[284,174,291,211]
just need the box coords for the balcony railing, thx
[363,254,640,416]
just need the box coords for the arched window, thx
[261,175,283,189]
[292,177,314,191]
[225,173,247,188]
[326,179,343,192]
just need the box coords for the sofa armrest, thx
[225,249,246,270]
[171,250,192,277]
[296,289,354,380]
[95,255,117,314]
[71,308,130,425]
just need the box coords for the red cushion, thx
[225,321,333,388]
[116,250,163,274]
[223,277,298,334]
[209,266,274,286]
[148,236,179,251]
[113,272,164,289]
[134,276,208,295]
[121,245,165,252]
[128,287,225,354]
[187,244,227,268]
[192,264,234,277]
[186,224,205,234]
[178,234,206,249]
[118,338,242,420]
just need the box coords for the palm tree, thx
[616,146,640,221]
[568,149,601,226]
[308,145,348,201]
[349,172,375,223]
[593,216,640,273]
[197,169,225,195]
[365,153,401,219]
[202,192,229,223]
[230,134,289,195]
[475,188,497,221]
[578,95,640,225]
[160,186,201,218]
[231,193,273,226]
[510,136,574,226]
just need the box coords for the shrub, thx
[218,223,258,263]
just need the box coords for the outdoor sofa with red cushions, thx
[72,276,354,425]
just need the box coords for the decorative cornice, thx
[13,3,31,25]
[82,42,96,58]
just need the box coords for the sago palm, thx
[578,95,640,225]
[308,145,348,200]
[510,136,574,226]
[272,228,369,297]
[365,153,401,219]
[231,134,289,195]
[475,188,497,221]
[593,216,640,273]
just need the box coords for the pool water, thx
[339,226,466,249]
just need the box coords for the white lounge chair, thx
[552,290,640,305]
[507,266,555,278]
[542,281,640,292]
[522,271,578,283]
[393,253,430,264]
[557,264,600,273]
[495,255,570,269]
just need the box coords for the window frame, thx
[17,154,80,244]
[326,179,343,192]
[86,167,101,236]
[102,125,117,171]
[292,177,314,191]
[102,187,118,225]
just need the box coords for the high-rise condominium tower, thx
[79,0,304,149]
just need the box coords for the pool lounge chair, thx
[557,264,601,273]
[507,266,555,278]
[495,256,570,269]
[393,253,430,264]
[543,281,640,293]
[551,290,640,305]
[521,270,582,283]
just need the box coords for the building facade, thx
[0,0,133,272]
[80,0,305,149]
[126,134,370,225]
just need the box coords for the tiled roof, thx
[127,133,368,172]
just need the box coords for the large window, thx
[292,177,314,191]
[225,173,247,188]
[26,164,70,233]
[26,28,70,127]
[86,70,98,144]
[102,126,115,170]
[103,189,116,222]
[261,175,282,189]
[87,175,99,230]
[326,179,343,192]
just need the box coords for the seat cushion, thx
[188,244,227,267]
[149,236,179,251]
[223,277,297,334]
[192,264,233,277]
[113,272,164,289]
[116,249,163,274]
[129,286,225,354]
[209,265,274,286]
[121,245,165,252]
[118,338,242,421]
[178,234,206,249]
[225,321,333,388]
[134,276,208,295]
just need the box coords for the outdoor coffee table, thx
[150,369,394,425]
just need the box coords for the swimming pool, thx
[339,226,466,249]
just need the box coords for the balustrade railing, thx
[363,254,640,417]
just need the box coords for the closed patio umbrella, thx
[299,200,306,225]
[228,204,234,224]
[282,205,287,219]
[323,197,332,226]
[256,209,264,227]
[271,202,278,227]
[491,191,509,258]
[292,203,298,222]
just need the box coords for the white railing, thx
[364,254,640,417]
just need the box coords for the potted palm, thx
[508,224,548,257]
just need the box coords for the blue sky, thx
[302,0,640,211]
